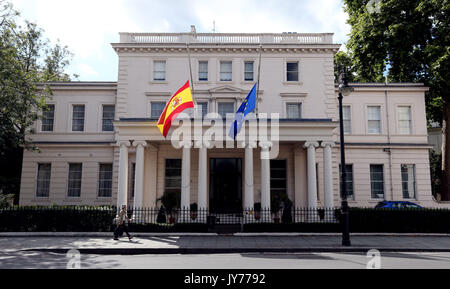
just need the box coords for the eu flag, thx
[229,83,257,139]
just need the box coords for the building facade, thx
[19,28,436,210]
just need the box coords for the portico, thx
[114,119,338,216]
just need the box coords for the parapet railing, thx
[119,32,334,45]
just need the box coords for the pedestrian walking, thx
[113,205,133,241]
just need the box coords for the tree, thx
[341,0,449,199]
[0,1,73,202]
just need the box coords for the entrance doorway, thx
[209,158,242,213]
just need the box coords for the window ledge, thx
[283,81,303,86]
[149,81,168,84]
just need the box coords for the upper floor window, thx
[286,103,301,119]
[151,102,166,119]
[198,61,208,81]
[401,164,416,199]
[153,60,166,81]
[244,61,254,81]
[36,163,51,197]
[218,102,234,118]
[397,106,412,134]
[72,105,85,132]
[370,164,384,199]
[41,104,55,132]
[286,62,299,81]
[197,102,208,118]
[220,61,232,81]
[67,163,82,198]
[102,105,115,132]
[343,106,351,134]
[367,106,381,134]
[98,163,113,197]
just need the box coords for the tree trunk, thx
[441,100,450,201]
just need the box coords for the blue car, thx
[375,201,423,209]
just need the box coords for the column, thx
[244,141,256,222]
[260,141,272,221]
[133,141,147,223]
[196,140,209,223]
[304,141,319,209]
[117,141,131,210]
[321,141,335,209]
[181,141,192,222]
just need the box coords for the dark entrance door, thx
[209,158,242,213]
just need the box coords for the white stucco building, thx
[19,28,435,211]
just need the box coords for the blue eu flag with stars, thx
[229,83,257,139]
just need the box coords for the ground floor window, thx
[36,163,51,197]
[98,163,113,197]
[370,164,384,199]
[165,159,181,193]
[270,159,287,198]
[339,164,354,200]
[401,164,416,199]
[67,163,82,197]
[130,162,136,198]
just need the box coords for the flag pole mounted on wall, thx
[256,43,262,115]
[187,44,195,107]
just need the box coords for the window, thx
[197,102,208,118]
[244,61,254,81]
[367,106,381,134]
[220,61,232,81]
[153,60,166,81]
[401,164,416,199]
[165,159,181,192]
[98,163,113,197]
[198,61,208,81]
[370,164,384,199]
[151,102,166,119]
[218,102,234,118]
[102,105,115,132]
[286,103,301,119]
[343,106,351,134]
[270,160,287,196]
[398,106,412,134]
[72,105,85,132]
[130,163,136,198]
[286,62,299,81]
[339,164,354,199]
[67,163,82,197]
[41,104,55,132]
[36,163,51,197]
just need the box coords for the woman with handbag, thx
[113,205,133,241]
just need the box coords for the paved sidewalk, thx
[1,234,450,254]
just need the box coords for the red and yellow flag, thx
[156,80,194,138]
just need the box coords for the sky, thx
[12,0,350,81]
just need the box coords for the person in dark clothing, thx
[114,205,133,241]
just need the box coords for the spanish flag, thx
[156,80,194,138]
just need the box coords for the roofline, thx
[37,81,117,91]
[334,82,429,92]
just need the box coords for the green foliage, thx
[0,1,74,199]
[429,150,442,199]
[343,0,449,123]
[0,193,14,208]
[334,51,357,82]
[158,191,181,212]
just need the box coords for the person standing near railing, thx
[113,205,133,241]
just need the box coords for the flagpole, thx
[186,44,195,96]
[256,43,262,115]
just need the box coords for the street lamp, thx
[338,68,353,246]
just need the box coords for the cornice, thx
[111,44,340,54]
